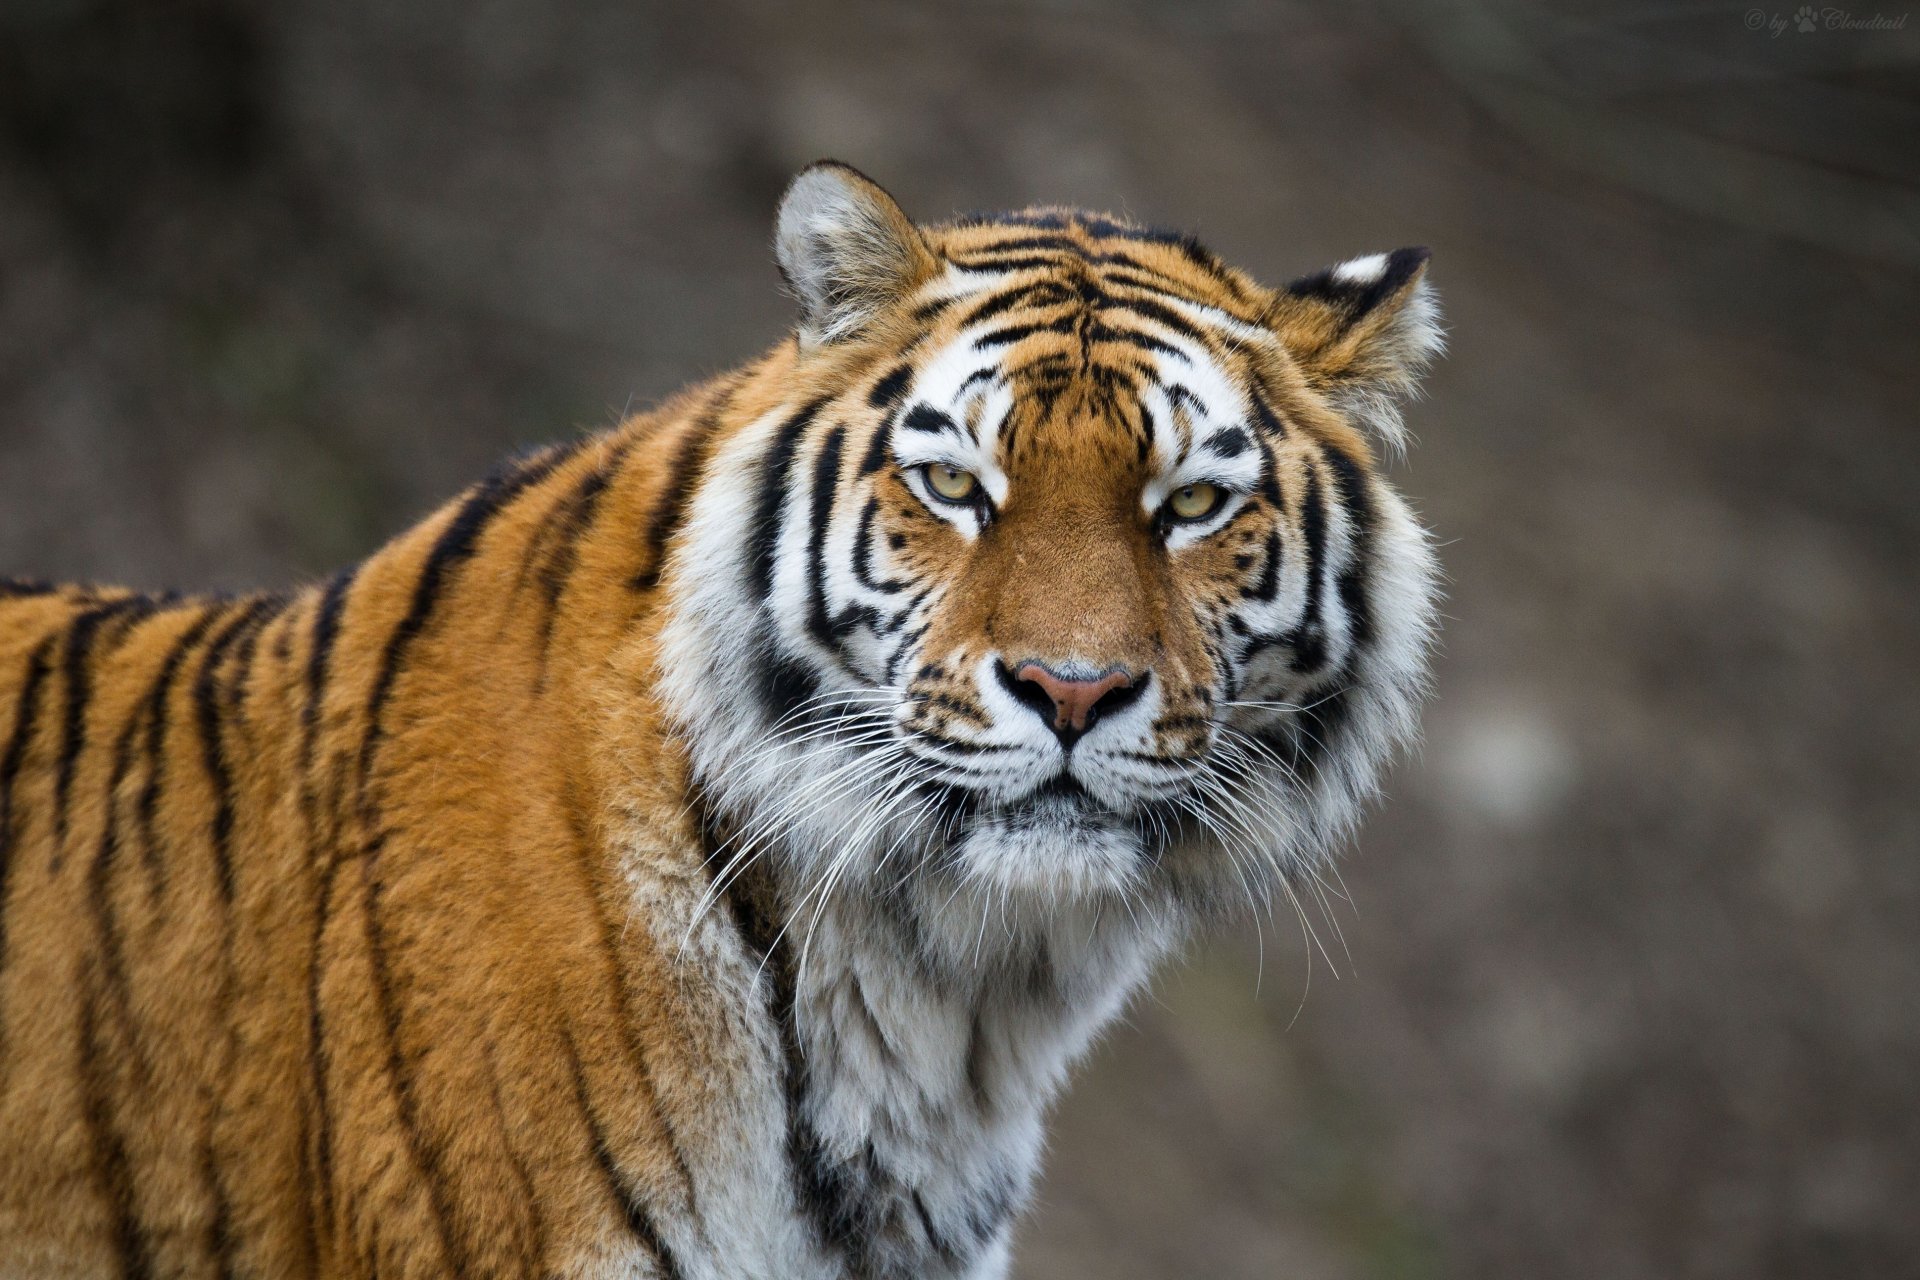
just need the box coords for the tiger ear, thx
[775,162,938,349]
[1264,248,1443,449]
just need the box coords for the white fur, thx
[1332,251,1391,284]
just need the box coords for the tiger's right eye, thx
[922,463,981,504]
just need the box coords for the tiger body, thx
[0,165,1442,1279]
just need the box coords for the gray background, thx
[3,1,1916,1276]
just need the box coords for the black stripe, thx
[953,210,1067,231]
[358,447,567,795]
[955,282,1058,332]
[1204,426,1251,458]
[805,428,847,651]
[195,600,276,903]
[194,603,275,1280]
[1084,321,1184,360]
[1087,249,1191,289]
[535,441,628,666]
[768,916,870,1263]
[1251,391,1288,441]
[634,386,734,592]
[1256,442,1288,514]
[949,250,1076,276]
[900,405,958,437]
[1246,529,1283,603]
[1092,226,1236,280]
[949,255,1069,275]
[858,409,896,477]
[908,296,954,324]
[298,573,352,1246]
[1320,444,1377,651]
[1097,267,1199,302]
[957,368,1001,399]
[851,499,909,594]
[1285,247,1429,327]
[758,647,821,730]
[227,594,286,717]
[744,399,829,602]
[560,1031,687,1280]
[89,634,179,1101]
[295,570,352,1253]
[1260,673,1354,790]
[132,610,220,899]
[972,315,1074,350]
[76,975,156,1280]
[300,569,354,786]
[552,796,705,1222]
[1100,292,1209,346]
[53,598,150,854]
[952,234,1083,258]
[718,859,907,1272]
[1291,465,1330,673]
[347,450,567,1273]
[867,364,912,410]
[0,634,58,1014]
[357,848,470,1275]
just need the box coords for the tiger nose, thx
[998,661,1141,737]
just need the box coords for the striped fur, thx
[0,163,1442,1279]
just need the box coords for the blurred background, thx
[2,1,1916,1276]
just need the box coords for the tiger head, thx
[659,163,1441,929]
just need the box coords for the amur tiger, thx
[0,162,1443,1279]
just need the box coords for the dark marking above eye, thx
[901,405,959,435]
[869,365,912,409]
[1205,426,1251,457]
[973,314,1075,350]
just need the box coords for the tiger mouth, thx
[1025,774,1093,805]
[915,767,1132,826]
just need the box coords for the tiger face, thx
[661,163,1440,922]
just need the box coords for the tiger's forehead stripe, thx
[879,237,1268,482]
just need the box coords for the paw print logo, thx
[1794,4,1819,30]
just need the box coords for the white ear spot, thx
[1332,252,1391,285]
[774,162,933,349]
[1269,246,1444,453]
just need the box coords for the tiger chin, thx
[0,162,1442,1279]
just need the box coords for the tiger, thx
[0,161,1442,1279]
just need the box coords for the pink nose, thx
[1013,663,1135,734]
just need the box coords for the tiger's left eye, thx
[922,463,981,503]
[1165,482,1224,523]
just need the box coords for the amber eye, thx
[922,463,981,504]
[1165,482,1224,523]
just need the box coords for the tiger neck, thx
[736,852,1175,1276]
